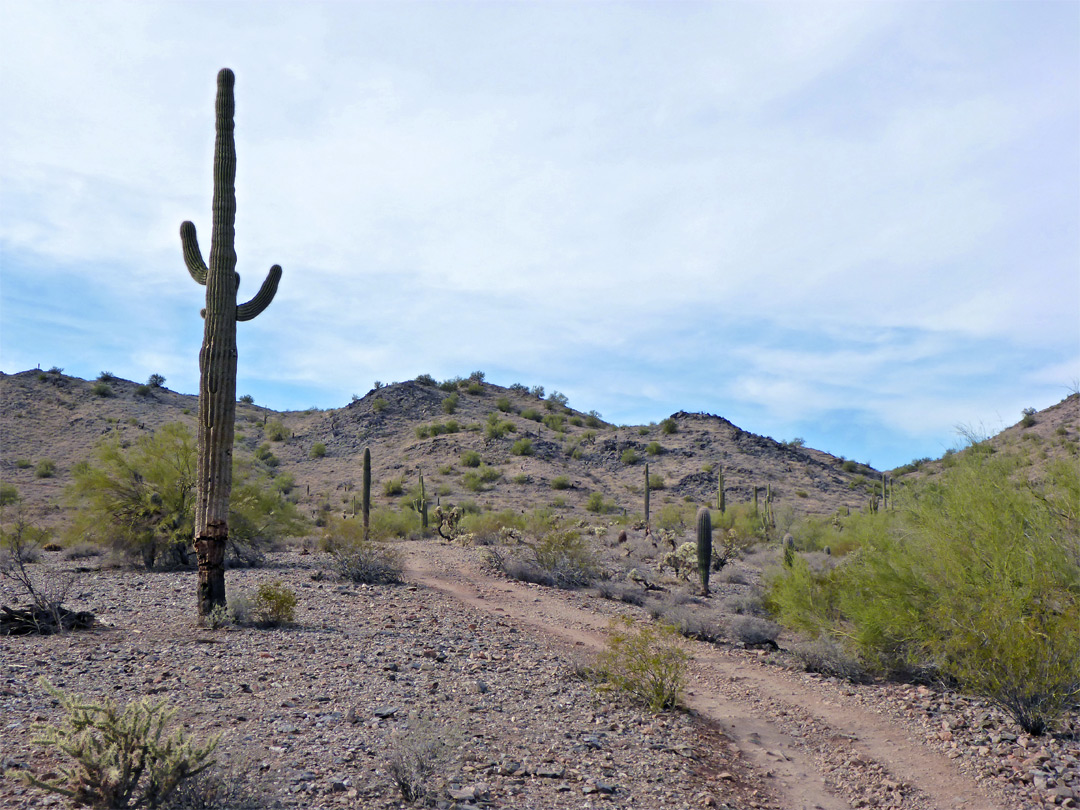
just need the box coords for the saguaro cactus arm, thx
[180,221,208,284]
[237,265,282,321]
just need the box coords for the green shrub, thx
[521,408,542,422]
[496,396,513,413]
[1020,407,1037,428]
[460,450,482,468]
[0,483,18,506]
[511,438,534,456]
[11,679,218,809]
[594,617,689,711]
[511,474,530,485]
[485,413,515,439]
[236,580,297,627]
[542,413,564,432]
[383,477,405,496]
[585,412,603,428]
[371,397,388,413]
[646,442,663,456]
[97,371,116,382]
[135,385,152,397]
[647,473,665,490]
[147,374,166,388]
[660,418,677,435]
[569,416,583,427]
[461,509,525,544]
[238,394,254,405]
[585,492,613,513]
[465,381,483,395]
[550,476,571,490]
[34,460,56,479]
[15,459,31,469]
[442,393,459,414]
[768,452,1080,735]
[462,465,501,492]
[91,381,113,397]
[620,449,640,465]
[309,442,327,459]
[533,529,598,587]
[414,373,436,386]
[265,419,290,441]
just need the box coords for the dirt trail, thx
[404,543,1007,810]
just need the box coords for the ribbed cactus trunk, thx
[643,463,651,531]
[362,448,371,542]
[181,69,282,616]
[696,507,712,597]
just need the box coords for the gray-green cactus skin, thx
[644,463,651,529]
[362,448,372,541]
[717,465,725,513]
[419,472,428,529]
[696,507,712,597]
[181,68,282,616]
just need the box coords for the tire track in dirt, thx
[404,544,1007,810]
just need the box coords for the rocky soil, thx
[2,546,1077,810]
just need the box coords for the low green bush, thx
[460,450,482,468]
[309,442,327,459]
[511,438,533,456]
[91,382,113,397]
[34,460,56,479]
[382,477,405,496]
[594,617,689,711]
[550,476,571,490]
[620,449,640,465]
[768,452,1080,735]
[265,419,290,441]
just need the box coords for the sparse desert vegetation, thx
[1,369,1077,809]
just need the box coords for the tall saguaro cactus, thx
[181,68,282,616]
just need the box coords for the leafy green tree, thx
[66,423,304,569]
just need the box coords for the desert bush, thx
[496,396,513,413]
[34,459,56,478]
[646,441,663,456]
[550,475,571,490]
[15,459,32,469]
[594,617,689,711]
[238,394,254,405]
[0,483,20,506]
[769,451,1080,735]
[371,397,388,413]
[511,438,533,456]
[462,465,501,493]
[147,374,166,388]
[10,679,218,809]
[66,424,302,570]
[328,529,405,584]
[231,580,296,627]
[264,419,290,441]
[648,600,724,643]
[648,473,666,490]
[460,450,482,468]
[542,413,564,432]
[484,413,515,439]
[385,724,456,804]
[620,448,640,465]
[382,477,405,496]
[660,418,677,435]
[728,615,782,648]
[309,442,327,459]
[521,407,542,422]
[97,371,116,382]
[442,393,459,414]
[135,385,152,397]
[532,529,598,587]
[790,636,866,681]
[460,509,525,545]
[414,373,436,386]
[1020,407,1037,427]
[585,492,614,514]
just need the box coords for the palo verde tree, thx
[180,68,282,615]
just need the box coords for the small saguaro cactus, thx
[418,471,429,530]
[643,463,651,530]
[696,507,712,597]
[181,68,283,617]
[717,465,725,514]
[362,447,372,542]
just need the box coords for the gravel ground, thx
[0,552,773,810]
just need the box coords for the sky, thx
[1,1,1077,470]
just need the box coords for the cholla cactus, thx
[180,69,282,616]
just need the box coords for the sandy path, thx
[403,542,1007,810]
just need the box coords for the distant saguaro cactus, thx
[362,448,372,541]
[644,463,651,531]
[181,68,282,616]
[717,465,725,514]
[696,507,712,597]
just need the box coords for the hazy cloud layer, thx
[1,1,1077,468]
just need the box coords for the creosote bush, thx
[231,580,296,627]
[594,617,689,711]
[10,679,218,809]
[324,517,405,584]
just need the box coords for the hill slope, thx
[2,369,881,529]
